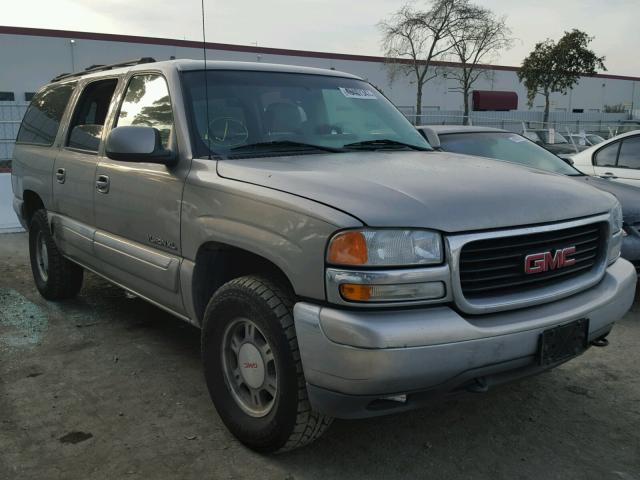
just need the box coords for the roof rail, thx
[50,57,156,82]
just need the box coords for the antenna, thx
[201,0,212,159]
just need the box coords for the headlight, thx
[610,201,623,234]
[608,201,623,264]
[327,229,443,267]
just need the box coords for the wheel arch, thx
[190,241,296,325]
[22,189,45,227]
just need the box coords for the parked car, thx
[417,125,640,271]
[12,59,636,453]
[567,133,606,147]
[522,128,589,155]
[572,130,640,186]
[614,121,640,136]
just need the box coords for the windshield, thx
[535,130,568,144]
[438,132,581,175]
[182,70,430,157]
[586,134,605,145]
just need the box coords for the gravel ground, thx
[1,232,639,480]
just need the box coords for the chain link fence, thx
[400,109,637,139]
[0,103,28,168]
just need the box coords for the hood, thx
[217,151,618,233]
[573,175,640,224]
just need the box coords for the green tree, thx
[518,29,606,124]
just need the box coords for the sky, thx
[3,0,639,76]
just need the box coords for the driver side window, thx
[117,74,174,149]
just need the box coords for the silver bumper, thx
[294,259,637,418]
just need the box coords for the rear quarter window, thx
[16,82,76,146]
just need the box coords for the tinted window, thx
[438,132,579,175]
[116,74,173,148]
[0,92,15,101]
[594,141,620,167]
[16,83,75,146]
[617,136,640,169]
[67,79,118,151]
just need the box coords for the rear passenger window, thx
[594,141,620,167]
[16,83,76,146]
[67,79,118,152]
[617,136,640,169]
[116,74,173,148]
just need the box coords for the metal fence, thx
[0,103,28,161]
[401,109,635,138]
[0,104,637,161]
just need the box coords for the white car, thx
[572,130,640,186]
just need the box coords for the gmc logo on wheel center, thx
[524,246,577,274]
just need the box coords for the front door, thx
[93,73,186,312]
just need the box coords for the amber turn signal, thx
[339,284,372,301]
[327,231,368,265]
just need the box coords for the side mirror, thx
[416,127,440,149]
[106,126,175,164]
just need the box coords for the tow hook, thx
[591,336,609,347]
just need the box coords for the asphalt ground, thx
[1,232,639,480]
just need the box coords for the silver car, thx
[12,59,636,452]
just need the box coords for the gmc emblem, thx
[524,247,576,274]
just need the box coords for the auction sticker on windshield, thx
[339,87,377,99]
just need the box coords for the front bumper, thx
[294,259,636,419]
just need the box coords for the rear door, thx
[51,77,119,266]
[12,81,77,218]
[93,73,186,312]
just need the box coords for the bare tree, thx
[445,9,512,124]
[379,0,477,122]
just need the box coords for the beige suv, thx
[12,58,636,452]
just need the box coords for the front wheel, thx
[201,275,332,453]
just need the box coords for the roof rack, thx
[50,57,156,82]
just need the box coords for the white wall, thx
[0,31,638,115]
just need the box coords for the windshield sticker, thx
[339,87,377,100]
[509,135,526,143]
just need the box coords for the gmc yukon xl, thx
[11,59,636,452]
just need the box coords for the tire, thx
[29,209,83,300]
[201,275,332,453]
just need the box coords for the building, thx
[1,25,639,159]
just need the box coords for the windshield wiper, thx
[230,140,344,153]
[343,139,430,151]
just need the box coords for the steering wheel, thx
[208,117,249,147]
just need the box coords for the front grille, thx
[459,222,606,299]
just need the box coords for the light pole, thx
[69,39,76,72]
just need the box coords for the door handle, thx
[96,174,110,194]
[55,168,66,184]
[600,172,617,179]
